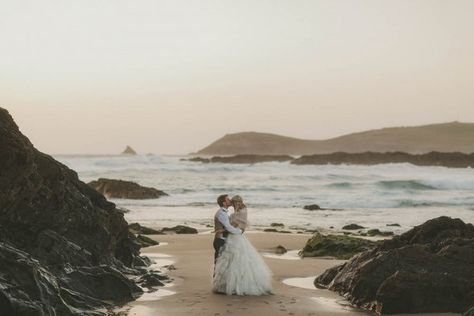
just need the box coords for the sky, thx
[1,0,474,154]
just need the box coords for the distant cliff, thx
[196,122,474,155]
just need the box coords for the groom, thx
[213,194,242,263]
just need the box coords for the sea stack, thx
[122,145,137,155]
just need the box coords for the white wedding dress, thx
[213,208,273,295]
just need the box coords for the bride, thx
[213,195,273,295]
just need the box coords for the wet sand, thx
[122,232,459,316]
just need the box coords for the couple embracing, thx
[212,194,273,295]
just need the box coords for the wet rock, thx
[0,108,153,315]
[342,224,365,230]
[160,225,198,234]
[136,235,160,248]
[315,216,474,314]
[300,233,375,259]
[367,229,394,237]
[303,204,321,210]
[138,273,168,288]
[274,245,287,254]
[386,223,401,227]
[263,228,278,233]
[88,178,168,199]
[129,223,162,235]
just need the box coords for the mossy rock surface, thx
[300,233,376,259]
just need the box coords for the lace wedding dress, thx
[213,208,273,295]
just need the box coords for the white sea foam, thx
[55,155,474,232]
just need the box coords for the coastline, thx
[121,232,460,316]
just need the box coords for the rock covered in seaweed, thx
[300,233,375,259]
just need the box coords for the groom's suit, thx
[213,207,242,262]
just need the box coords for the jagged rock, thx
[121,145,137,155]
[0,108,151,315]
[299,233,375,259]
[342,224,365,230]
[367,228,394,237]
[303,204,321,210]
[315,216,474,314]
[88,178,168,199]
[136,235,160,248]
[138,273,168,288]
[129,223,162,235]
[160,225,198,234]
[274,245,287,254]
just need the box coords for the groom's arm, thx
[217,211,242,235]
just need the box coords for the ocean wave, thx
[325,182,353,189]
[376,180,438,191]
[396,200,452,208]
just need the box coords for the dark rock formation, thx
[0,108,156,315]
[129,223,162,235]
[342,224,365,230]
[263,228,278,233]
[184,154,294,164]
[121,145,137,155]
[300,233,375,259]
[88,178,168,199]
[270,223,285,227]
[160,225,198,234]
[292,151,474,168]
[274,245,287,254]
[367,229,394,237]
[303,204,321,210]
[315,216,474,314]
[136,235,160,248]
[386,223,401,227]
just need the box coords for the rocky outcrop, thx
[184,154,294,164]
[129,223,162,235]
[136,235,160,248]
[160,225,198,234]
[121,145,137,155]
[315,216,474,314]
[0,108,155,315]
[342,224,364,230]
[88,178,168,199]
[300,233,375,259]
[303,204,321,210]
[292,151,474,168]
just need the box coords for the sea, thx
[55,154,474,235]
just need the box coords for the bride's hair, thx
[231,195,246,211]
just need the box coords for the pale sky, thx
[1,0,474,154]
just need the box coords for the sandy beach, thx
[121,232,459,316]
